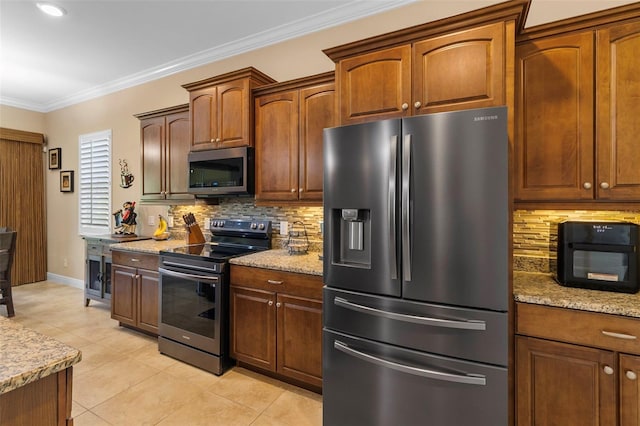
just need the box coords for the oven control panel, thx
[209,218,272,235]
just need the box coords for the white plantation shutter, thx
[78,130,111,235]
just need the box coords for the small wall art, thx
[60,170,74,192]
[48,148,61,169]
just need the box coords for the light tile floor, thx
[8,281,323,426]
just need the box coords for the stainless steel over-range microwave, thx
[187,146,254,197]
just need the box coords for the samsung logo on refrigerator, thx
[473,115,499,121]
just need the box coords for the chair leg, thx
[1,282,14,317]
[5,284,14,317]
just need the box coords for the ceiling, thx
[1,0,637,113]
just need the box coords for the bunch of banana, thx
[153,215,170,240]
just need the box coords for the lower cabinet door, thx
[516,336,616,425]
[230,286,276,371]
[111,265,137,326]
[137,268,159,334]
[620,353,640,426]
[277,294,322,387]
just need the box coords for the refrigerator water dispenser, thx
[332,208,370,267]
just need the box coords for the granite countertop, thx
[0,317,82,394]
[514,271,640,318]
[230,249,323,276]
[84,234,151,243]
[109,238,186,254]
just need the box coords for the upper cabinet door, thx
[514,32,595,201]
[140,117,165,200]
[413,22,505,115]
[337,45,412,125]
[299,83,335,201]
[596,20,640,201]
[218,78,251,149]
[164,111,190,200]
[255,91,300,201]
[190,86,218,150]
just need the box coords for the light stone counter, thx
[230,249,323,276]
[514,271,640,318]
[109,238,186,254]
[0,317,82,394]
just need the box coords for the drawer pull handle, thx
[601,330,637,340]
[267,280,283,285]
[130,258,140,262]
[603,365,614,375]
[626,371,638,380]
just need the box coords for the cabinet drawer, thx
[112,250,158,270]
[231,265,322,299]
[516,302,640,354]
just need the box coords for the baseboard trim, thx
[46,273,83,289]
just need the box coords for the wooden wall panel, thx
[0,128,47,285]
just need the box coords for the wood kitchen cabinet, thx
[254,72,335,203]
[182,67,275,151]
[515,15,640,203]
[325,19,510,125]
[516,302,640,425]
[230,265,323,390]
[111,250,159,335]
[135,104,192,202]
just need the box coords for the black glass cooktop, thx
[161,243,256,262]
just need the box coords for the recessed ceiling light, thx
[36,2,67,17]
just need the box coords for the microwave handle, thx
[569,243,636,253]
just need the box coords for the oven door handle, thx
[158,267,219,283]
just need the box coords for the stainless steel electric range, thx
[158,218,272,375]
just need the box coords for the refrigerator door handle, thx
[402,134,412,281]
[334,296,486,330]
[389,135,398,280]
[334,340,487,386]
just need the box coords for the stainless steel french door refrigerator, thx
[322,106,508,426]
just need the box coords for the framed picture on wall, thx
[49,148,61,169]
[60,170,74,193]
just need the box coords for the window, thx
[78,130,111,235]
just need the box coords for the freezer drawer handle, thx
[334,340,486,386]
[334,297,486,330]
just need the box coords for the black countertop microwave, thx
[187,146,254,197]
[557,221,640,294]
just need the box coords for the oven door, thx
[158,266,226,355]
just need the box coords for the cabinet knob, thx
[583,182,592,189]
[600,182,610,189]
[414,101,422,109]
[299,188,303,192]
[627,371,638,380]
[401,103,409,111]
[210,139,214,143]
[291,188,296,193]
[276,302,281,308]
[603,365,614,375]
[268,300,274,306]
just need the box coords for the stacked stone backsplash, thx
[514,209,640,273]
[168,199,324,252]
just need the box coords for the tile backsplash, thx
[513,209,640,273]
[168,199,324,251]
